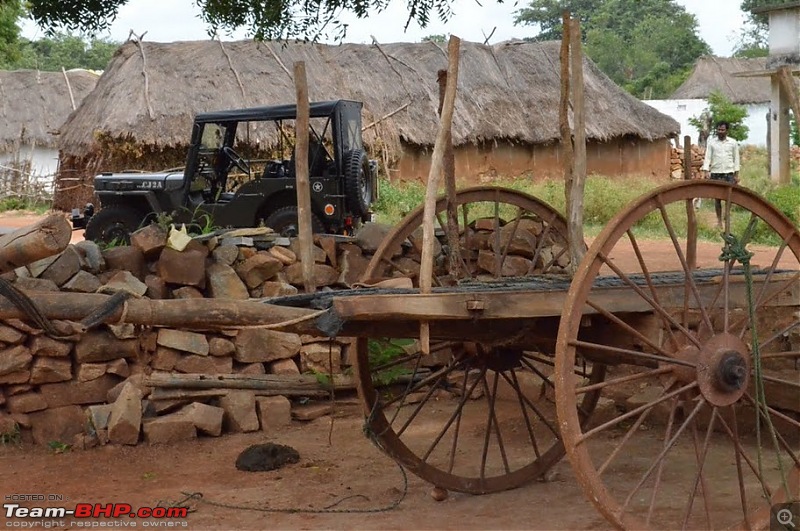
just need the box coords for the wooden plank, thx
[333,273,800,321]
[293,61,316,293]
[567,17,587,273]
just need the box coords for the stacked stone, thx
[0,223,390,447]
[670,145,705,180]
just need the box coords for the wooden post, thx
[437,69,462,279]
[683,135,697,270]
[559,12,575,271]
[419,36,461,354]
[567,17,586,274]
[293,61,316,293]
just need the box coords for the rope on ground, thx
[162,458,408,515]
[719,232,790,499]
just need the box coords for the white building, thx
[645,56,777,147]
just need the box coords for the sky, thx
[20,0,748,57]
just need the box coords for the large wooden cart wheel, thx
[355,186,603,494]
[555,181,800,530]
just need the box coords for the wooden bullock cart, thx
[2,181,798,530]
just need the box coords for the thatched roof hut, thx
[670,56,771,104]
[56,39,678,209]
[0,69,98,153]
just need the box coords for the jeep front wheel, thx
[344,149,372,217]
[84,205,144,245]
[264,206,325,237]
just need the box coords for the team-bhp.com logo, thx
[4,502,188,527]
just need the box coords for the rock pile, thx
[670,145,705,180]
[0,223,391,447]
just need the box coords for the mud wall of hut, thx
[394,137,673,183]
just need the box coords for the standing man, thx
[701,121,740,229]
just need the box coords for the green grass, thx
[0,197,51,214]
[371,147,799,246]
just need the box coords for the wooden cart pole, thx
[567,17,587,273]
[294,61,316,293]
[420,35,461,354]
[559,12,576,274]
[438,69,462,278]
[683,135,697,270]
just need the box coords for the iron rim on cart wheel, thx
[356,186,605,494]
[555,181,800,530]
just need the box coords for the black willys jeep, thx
[78,100,377,243]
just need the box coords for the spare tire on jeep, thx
[344,149,372,217]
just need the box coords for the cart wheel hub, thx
[714,351,747,392]
[472,345,524,372]
[697,334,751,407]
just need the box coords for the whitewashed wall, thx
[644,99,769,147]
[0,145,59,192]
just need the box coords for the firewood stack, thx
[670,145,705,180]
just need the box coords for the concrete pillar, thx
[770,75,792,184]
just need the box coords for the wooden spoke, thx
[576,366,673,395]
[569,339,695,368]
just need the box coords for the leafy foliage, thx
[24,0,456,42]
[0,0,23,68]
[368,338,414,386]
[14,33,118,71]
[688,91,750,142]
[516,0,710,99]
[513,0,602,41]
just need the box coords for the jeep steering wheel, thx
[222,146,250,174]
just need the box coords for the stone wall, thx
[0,211,582,447]
[0,223,395,447]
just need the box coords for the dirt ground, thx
[0,211,795,530]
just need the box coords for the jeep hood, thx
[93,171,184,192]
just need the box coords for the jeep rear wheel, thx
[84,205,144,245]
[264,206,325,237]
[344,149,372,217]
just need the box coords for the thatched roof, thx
[0,69,98,152]
[59,39,678,157]
[671,56,772,104]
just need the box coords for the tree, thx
[689,91,749,144]
[13,34,118,71]
[422,34,446,44]
[20,0,456,41]
[531,0,710,98]
[0,0,23,68]
[513,0,602,41]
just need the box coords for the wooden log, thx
[559,11,574,272]
[0,213,72,274]
[147,370,431,398]
[148,373,355,394]
[437,69,462,279]
[684,135,697,271]
[294,61,316,293]
[420,35,461,354]
[0,293,324,334]
[567,17,587,274]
